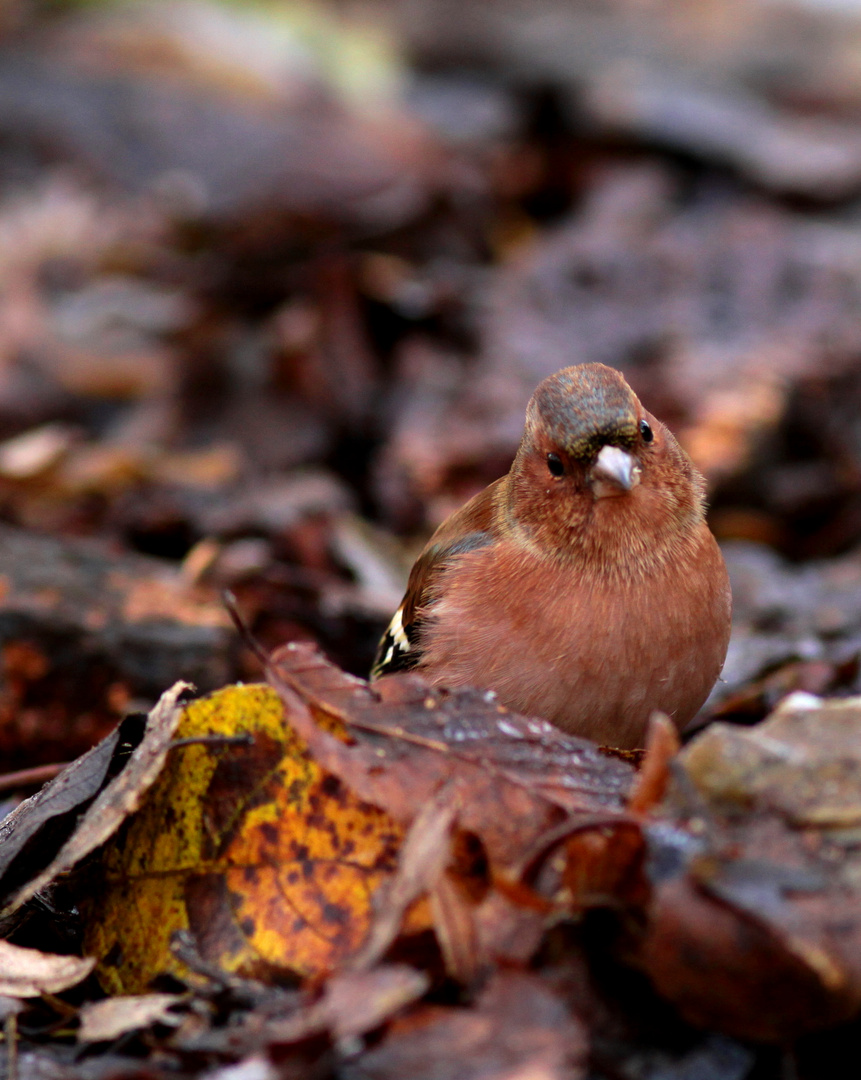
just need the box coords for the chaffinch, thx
[371,363,731,748]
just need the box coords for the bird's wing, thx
[370,481,503,680]
[370,531,492,678]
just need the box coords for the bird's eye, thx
[640,420,654,444]
[546,452,564,477]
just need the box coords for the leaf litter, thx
[4,1,861,1077]
[2,633,859,1078]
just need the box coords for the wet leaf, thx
[266,643,638,976]
[639,692,861,1040]
[348,781,461,973]
[267,642,634,866]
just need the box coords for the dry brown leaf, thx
[0,724,120,905]
[78,993,184,1042]
[351,969,588,1080]
[348,781,461,973]
[0,940,95,998]
[4,681,189,916]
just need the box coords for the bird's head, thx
[504,363,706,567]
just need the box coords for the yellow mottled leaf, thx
[84,684,405,993]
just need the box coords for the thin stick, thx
[169,734,254,750]
[0,763,66,795]
[222,590,270,668]
[4,1012,17,1080]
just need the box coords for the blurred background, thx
[4,0,861,770]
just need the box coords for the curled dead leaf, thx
[0,940,95,998]
[4,681,189,916]
[78,993,185,1042]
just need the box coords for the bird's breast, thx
[416,531,731,748]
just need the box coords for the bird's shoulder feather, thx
[370,480,503,679]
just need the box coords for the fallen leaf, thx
[4,681,189,916]
[347,969,588,1080]
[267,643,638,974]
[322,965,430,1044]
[82,642,636,993]
[626,712,679,814]
[639,692,861,1040]
[84,683,407,993]
[0,723,120,907]
[267,642,634,864]
[173,964,429,1057]
[348,781,461,973]
[0,940,95,998]
[78,993,184,1042]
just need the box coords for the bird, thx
[371,363,731,748]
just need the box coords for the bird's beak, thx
[590,445,641,499]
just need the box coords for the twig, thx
[169,734,254,750]
[5,1012,17,1080]
[222,590,270,668]
[0,763,67,795]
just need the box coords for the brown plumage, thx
[371,363,731,748]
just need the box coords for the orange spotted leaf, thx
[84,683,407,993]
